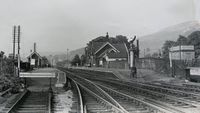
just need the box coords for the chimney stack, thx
[34,43,36,52]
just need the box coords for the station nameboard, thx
[190,68,200,76]
[170,45,194,51]
[169,45,195,61]
[31,59,35,65]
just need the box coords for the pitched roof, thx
[92,42,105,53]
[27,51,42,59]
[107,43,128,58]
[93,41,128,59]
[94,42,119,55]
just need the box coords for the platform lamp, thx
[129,36,137,78]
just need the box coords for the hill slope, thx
[68,47,85,60]
[139,21,200,55]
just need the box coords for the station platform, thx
[69,67,175,82]
[19,68,66,91]
[19,68,63,78]
[30,68,61,73]
[69,67,131,80]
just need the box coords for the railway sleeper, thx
[119,82,198,106]
[101,81,197,110]
[104,89,160,113]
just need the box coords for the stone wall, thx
[136,58,199,78]
[136,58,171,74]
[107,60,129,69]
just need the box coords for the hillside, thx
[35,48,85,63]
[68,47,85,60]
[139,21,200,55]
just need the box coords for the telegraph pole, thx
[17,25,21,76]
[13,26,16,76]
[13,26,16,59]
[67,48,69,67]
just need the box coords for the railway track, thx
[124,81,200,105]
[81,88,121,113]
[123,81,200,106]
[59,67,179,113]
[68,68,200,104]
[94,79,196,113]
[70,79,84,113]
[145,82,200,94]
[59,68,127,113]
[4,67,200,113]
[64,68,200,113]
[52,81,83,113]
[4,90,52,113]
[183,83,200,90]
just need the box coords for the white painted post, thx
[130,51,134,68]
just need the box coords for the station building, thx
[94,42,129,68]
[27,51,42,68]
[86,34,129,69]
[27,43,50,68]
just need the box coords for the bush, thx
[0,56,22,93]
[0,75,22,93]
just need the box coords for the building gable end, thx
[94,42,119,55]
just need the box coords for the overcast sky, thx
[0,0,199,56]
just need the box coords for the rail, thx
[79,75,129,113]
[65,67,200,113]
[58,69,84,113]
[77,81,125,113]
[146,82,200,94]
[61,67,184,113]
[96,82,184,113]
[58,67,126,113]
[67,68,200,106]
[6,89,28,113]
[48,90,52,113]
[73,80,84,113]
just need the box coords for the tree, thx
[41,56,50,67]
[0,51,5,75]
[176,35,188,45]
[93,36,109,42]
[152,52,159,58]
[188,31,200,45]
[161,31,200,59]
[188,31,200,58]
[80,55,87,66]
[115,35,129,44]
[71,54,81,66]
[162,40,176,59]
